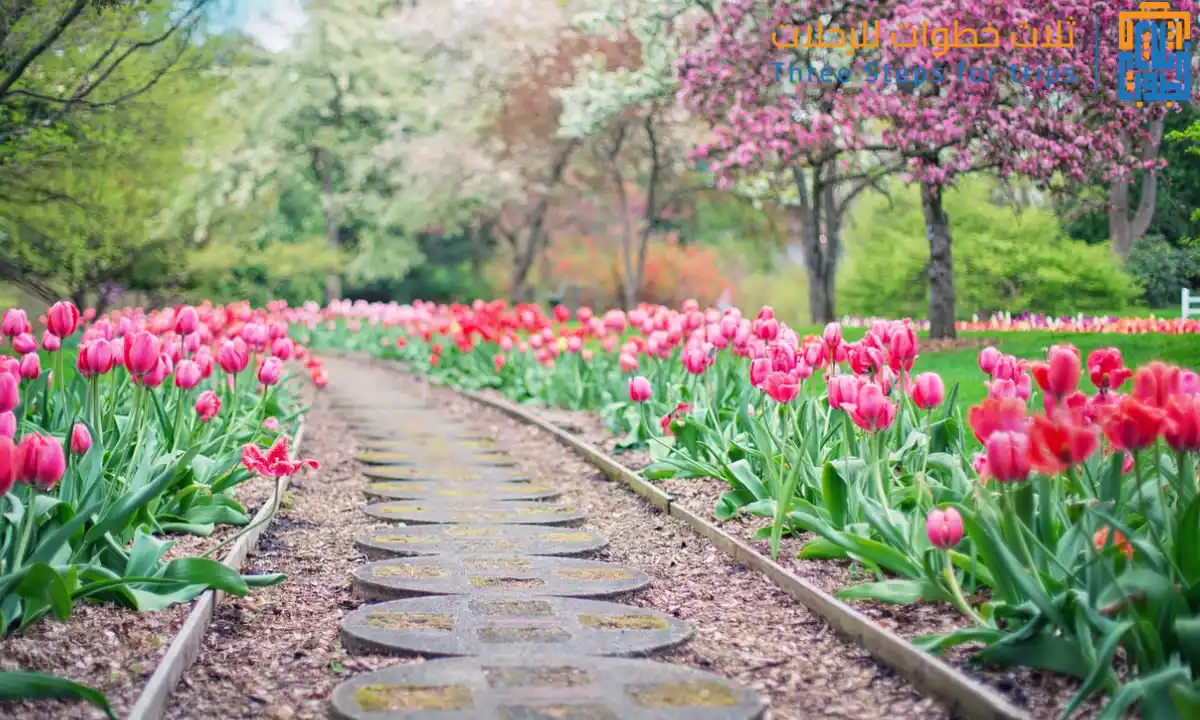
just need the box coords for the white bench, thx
[1184,288,1200,319]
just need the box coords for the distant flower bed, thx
[838,312,1199,334]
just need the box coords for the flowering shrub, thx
[0,299,324,710]
[306,297,1200,716]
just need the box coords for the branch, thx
[0,0,88,100]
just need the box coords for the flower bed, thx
[305,298,1200,718]
[0,300,322,717]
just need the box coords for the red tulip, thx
[1087,348,1132,391]
[1164,394,1200,452]
[41,330,60,352]
[1132,361,1180,409]
[0,373,18,413]
[846,382,897,432]
[46,301,80,338]
[80,340,116,376]
[2,309,29,337]
[1027,412,1099,475]
[926,507,963,549]
[985,430,1031,483]
[0,412,15,438]
[11,333,36,354]
[628,376,652,403]
[567,336,583,353]
[242,435,318,478]
[311,370,329,388]
[125,331,161,376]
[195,390,221,422]
[967,397,1028,443]
[910,372,944,410]
[553,304,571,323]
[1094,527,1133,560]
[1030,345,1081,398]
[1102,396,1165,452]
[15,433,66,491]
[70,423,92,455]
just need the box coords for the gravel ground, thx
[513,389,1101,719]
[340,357,949,720]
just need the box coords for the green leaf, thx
[723,458,769,500]
[16,563,72,626]
[0,672,116,720]
[243,573,287,587]
[820,461,851,529]
[1060,620,1130,719]
[836,579,948,604]
[913,627,1005,655]
[976,632,1089,679]
[798,537,848,560]
[81,446,200,551]
[160,557,248,597]
[181,505,249,526]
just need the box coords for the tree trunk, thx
[315,146,341,303]
[505,142,576,305]
[71,287,87,311]
[792,167,838,324]
[921,180,956,339]
[1109,119,1164,258]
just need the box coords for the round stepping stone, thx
[357,450,516,467]
[363,481,560,503]
[363,502,586,527]
[353,429,498,446]
[365,466,533,483]
[352,556,650,601]
[340,596,692,658]
[328,655,766,720]
[356,525,608,559]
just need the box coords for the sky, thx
[218,0,308,52]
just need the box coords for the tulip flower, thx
[985,430,1031,483]
[242,435,318,477]
[174,360,203,390]
[845,382,897,432]
[195,390,221,422]
[263,417,280,431]
[11,333,36,355]
[141,356,171,388]
[979,347,1003,375]
[967,397,1028,443]
[217,338,250,374]
[762,371,800,404]
[1087,348,1132,392]
[2,308,29,337]
[749,357,770,388]
[270,337,294,360]
[0,373,18,413]
[1029,345,1081,399]
[1027,412,1099,475]
[46,301,80,338]
[618,353,638,372]
[1094,527,1133,560]
[1132,361,1180,409]
[628,376,652,403]
[41,330,61,352]
[1164,394,1200,452]
[910,372,944,410]
[80,339,116,376]
[887,322,918,372]
[1102,396,1166,452]
[493,354,506,372]
[175,305,200,335]
[0,437,14,496]
[125,331,161,376]
[926,507,964,549]
[15,433,66,491]
[71,423,92,455]
[18,353,40,381]
[312,371,329,389]
[827,374,860,410]
[0,412,15,438]
[823,322,842,353]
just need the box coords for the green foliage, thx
[1125,236,1200,308]
[840,178,1140,317]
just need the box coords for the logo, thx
[1117,1,1192,105]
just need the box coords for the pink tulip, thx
[749,357,770,387]
[823,322,842,352]
[827,374,860,410]
[183,332,202,354]
[195,346,214,378]
[986,431,1031,483]
[81,340,116,376]
[312,370,329,389]
[15,434,66,491]
[46,301,80,338]
[263,417,280,431]
[0,373,18,413]
[142,356,170,388]
[0,437,13,496]
[41,330,60,352]
[257,356,282,386]
[762,370,800,404]
[926,508,964,549]
[11,333,37,355]
[0,412,15,438]
[911,372,945,410]
[846,382,897,432]
[2,309,29,337]
[887,322,918,372]
[70,423,92,455]
[628,376,652,403]
[195,390,221,422]
[18,353,40,380]
[270,337,294,360]
[174,360,202,389]
[217,338,249,374]
[175,305,200,335]
[978,346,1002,375]
[124,331,161,376]
[618,353,638,372]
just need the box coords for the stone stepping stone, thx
[357,450,516,467]
[363,481,561,503]
[364,466,533,483]
[328,655,766,719]
[363,502,586,527]
[340,596,692,658]
[356,525,608,559]
[352,556,650,601]
[351,429,498,446]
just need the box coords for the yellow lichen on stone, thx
[354,684,473,711]
[577,614,666,630]
[628,681,739,708]
[364,612,454,630]
[556,568,634,581]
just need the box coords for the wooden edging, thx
[364,357,1027,720]
[126,417,308,720]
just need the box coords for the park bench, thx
[1184,288,1200,319]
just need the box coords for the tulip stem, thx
[200,473,285,560]
[941,553,988,627]
[1133,452,1162,549]
[10,489,38,571]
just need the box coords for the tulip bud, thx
[823,322,842,350]
[12,333,37,355]
[926,508,964,549]
[46,301,80,338]
[628,376,652,403]
[184,331,202,354]
[978,346,1002,375]
[18,353,40,380]
[15,434,66,491]
[175,305,200,335]
[985,431,1031,483]
[0,412,15,438]
[311,370,329,389]
[124,331,161,376]
[0,373,18,413]
[270,337,293,360]
[217,338,249,374]
[174,359,203,390]
[263,416,280,431]
[195,390,221,422]
[70,423,92,455]
[911,372,945,410]
[257,356,282,386]
[2,308,29,337]
[41,330,61,352]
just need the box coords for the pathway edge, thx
[126,416,308,720]
[365,357,1029,720]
